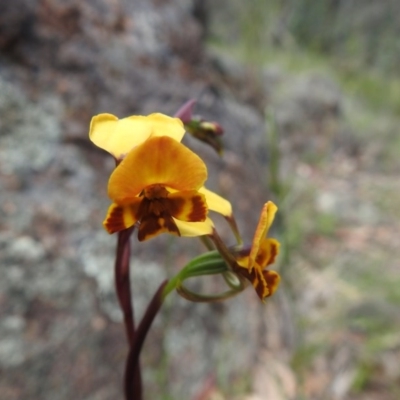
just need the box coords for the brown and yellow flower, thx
[104,135,221,241]
[233,201,280,300]
[89,113,185,160]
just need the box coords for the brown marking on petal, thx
[233,264,278,300]
[104,205,127,234]
[136,197,168,219]
[263,270,280,296]
[266,241,279,266]
[166,191,207,222]
[135,197,148,222]
[167,195,185,216]
[188,194,207,221]
[239,267,269,300]
[251,269,269,299]
[138,212,180,241]
[148,199,168,217]
[143,184,169,200]
[256,239,280,267]
[134,185,208,240]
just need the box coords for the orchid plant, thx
[89,100,281,399]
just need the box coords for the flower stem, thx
[115,227,135,345]
[124,280,168,400]
[114,227,142,398]
[208,229,238,270]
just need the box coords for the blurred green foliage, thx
[289,0,400,74]
[211,0,400,75]
[209,0,400,113]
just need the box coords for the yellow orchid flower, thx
[89,113,185,160]
[103,135,229,241]
[233,201,280,300]
[90,111,233,236]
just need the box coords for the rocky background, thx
[1,1,400,400]
[0,1,292,399]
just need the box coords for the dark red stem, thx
[114,227,142,399]
[124,280,168,400]
[115,227,135,345]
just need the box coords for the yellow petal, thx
[90,114,151,159]
[236,256,248,269]
[108,136,207,204]
[174,217,214,237]
[256,238,280,267]
[248,201,278,271]
[262,270,280,298]
[89,113,185,159]
[103,201,141,234]
[146,113,185,141]
[199,187,232,217]
[167,191,207,222]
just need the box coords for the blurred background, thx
[1,0,399,399]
